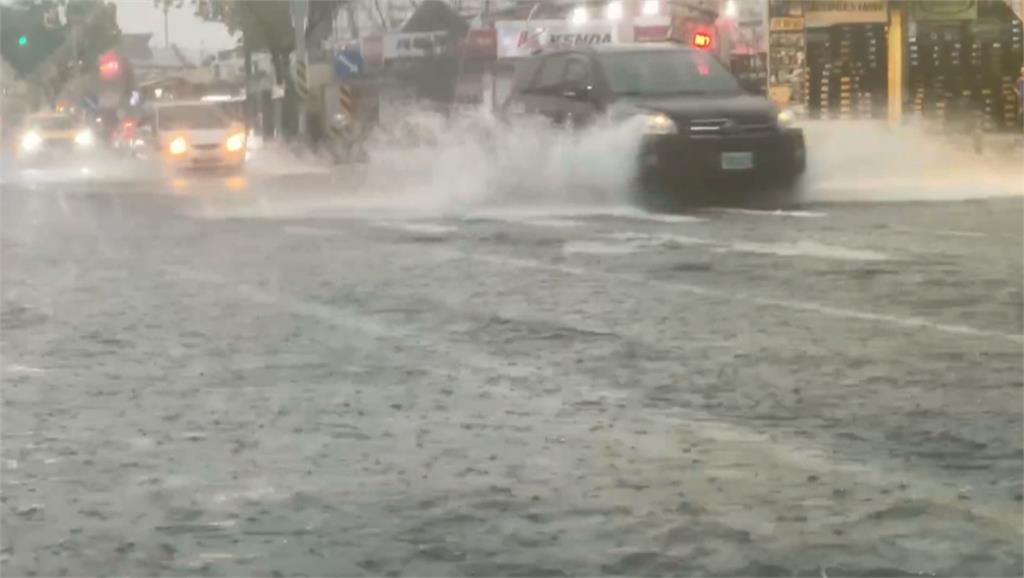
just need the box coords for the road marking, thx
[4,364,47,374]
[707,208,828,218]
[464,206,704,225]
[562,240,639,256]
[892,226,989,239]
[519,218,587,228]
[285,225,345,237]
[606,232,713,246]
[458,252,1021,343]
[162,263,1015,532]
[719,240,889,261]
[372,221,457,235]
[605,233,889,261]
[279,225,1014,342]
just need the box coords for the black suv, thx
[502,43,806,204]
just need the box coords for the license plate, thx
[721,152,754,171]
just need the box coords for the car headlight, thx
[168,137,188,155]
[74,129,94,146]
[641,113,677,135]
[20,131,42,151]
[777,109,797,128]
[225,132,246,152]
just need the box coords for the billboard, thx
[495,20,618,59]
[803,1,887,27]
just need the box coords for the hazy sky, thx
[115,0,237,56]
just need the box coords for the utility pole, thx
[290,0,310,137]
[163,2,170,48]
[886,0,905,127]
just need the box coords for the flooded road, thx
[1,158,1022,576]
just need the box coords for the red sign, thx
[361,35,383,67]
[462,28,497,61]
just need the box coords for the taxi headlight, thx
[74,129,94,146]
[20,131,42,151]
[777,109,797,128]
[169,137,188,155]
[641,113,677,135]
[225,132,246,153]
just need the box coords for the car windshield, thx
[157,105,231,130]
[31,115,76,131]
[598,50,741,96]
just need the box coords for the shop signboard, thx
[634,15,670,43]
[382,31,449,60]
[911,0,977,21]
[634,24,670,42]
[495,20,618,58]
[803,1,887,28]
[770,17,805,32]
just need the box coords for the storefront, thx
[768,0,1022,130]
[908,1,1023,132]
[768,0,888,119]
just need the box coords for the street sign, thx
[334,47,363,79]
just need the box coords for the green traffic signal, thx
[18,35,27,46]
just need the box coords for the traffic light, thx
[17,35,27,46]
[98,50,121,80]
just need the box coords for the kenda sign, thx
[495,20,618,58]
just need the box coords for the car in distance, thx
[501,44,806,207]
[16,112,96,161]
[137,100,247,170]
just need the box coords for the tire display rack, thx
[909,9,1023,133]
[807,24,887,120]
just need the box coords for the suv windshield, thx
[157,105,231,130]
[598,50,741,96]
[32,115,76,131]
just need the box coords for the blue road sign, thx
[334,48,363,80]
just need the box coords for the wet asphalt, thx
[1,167,1022,577]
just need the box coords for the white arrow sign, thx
[336,53,358,73]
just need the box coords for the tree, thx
[194,0,343,84]
[0,0,119,101]
[1,1,64,77]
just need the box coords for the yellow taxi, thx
[17,112,95,158]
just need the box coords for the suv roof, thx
[152,100,217,108]
[543,42,694,55]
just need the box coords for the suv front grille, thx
[193,143,220,150]
[689,118,776,136]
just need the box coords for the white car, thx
[140,101,247,170]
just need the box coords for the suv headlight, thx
[168,136,188,155]
[74,129,94,146]
[641,113,677,135]
[777,109,797,128]
[20,131,42,151]
[225,132,246,152]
